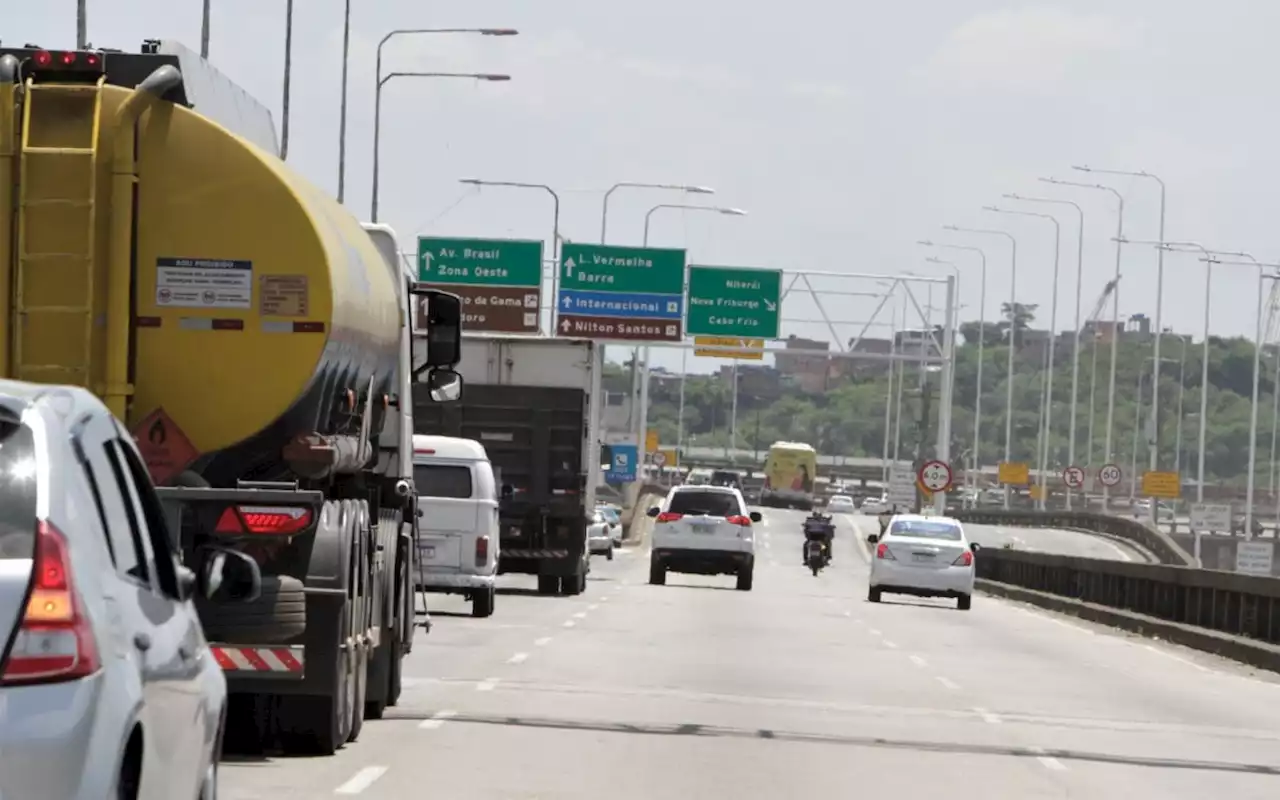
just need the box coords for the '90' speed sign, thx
[918,460,953,492]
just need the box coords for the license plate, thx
[693,523,715,533]
[423,546,436,558]
[911,553,934,563]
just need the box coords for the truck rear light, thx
[726,515,751,527]
[1,521,101,686]
[655,512,682,523]
[215,506,313,535]
[475,536,489,567]
[30,49,104,74]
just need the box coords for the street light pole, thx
[919,241,987,499]
[944,225,1017,510]
[369,27,518,220]
[600,183,715,243]
[1042,178,1124,507]
[1008,192,1085,508]
[984,206,1061,509]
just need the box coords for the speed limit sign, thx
[1062,465,1085,489]
[918,459,953,492]
[1098,463,1123,487]
[652,451,667,467]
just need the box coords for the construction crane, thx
[1077,276,1121,468]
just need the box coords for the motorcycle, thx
[805,538,827,576]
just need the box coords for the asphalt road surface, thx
[221,509,1280,799]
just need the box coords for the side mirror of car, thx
[970,542,981,553]
[646,506,661,517]
[198,547,262,603]
[866,533,878,544]
[749,511,762,523]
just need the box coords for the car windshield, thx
[669,489,741,517]
[831,495,852,503]
[887,519,963,541]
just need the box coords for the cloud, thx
[912,6,1144,95]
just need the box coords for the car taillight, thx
[656,512,683,523]
[876,542,895,560]
[952,550,973,567]
[215,505,313,535]
[475,536,489,567]
[726,515,751,527]
[1,521,101,686]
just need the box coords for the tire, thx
[957,593,972,611]
[472,586,495,618]
[868,587,882,603]
[195,575,306,642]
[563,568,586,596]
[364,641,390,720]
[279,601,354,756]
[606,547,614,561]
[537,575,559,595]
[649,559,666,586]
[810,564,819,577]
[736,567,753,591]
[348,642,368,742]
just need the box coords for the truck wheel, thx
[279,601,355,755]
[736,566,754,591]
[606,547,614,561]
[195,575,306,642]
[537,575,559,595]
[649,558,666,586]
[472,587,496,618]
[348,642,368,742]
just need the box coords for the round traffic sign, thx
[652,451,667,467]
[1062,465,1085,489]
[918,459,953,492]
[1098,463,1122,487]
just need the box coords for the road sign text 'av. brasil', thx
[557,243,686,342]
[417,236,543,288]
[686,265,782,339]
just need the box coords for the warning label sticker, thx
[131,407,199,485]
[260,275,309,316]
[155,257,252,309]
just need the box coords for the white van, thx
[413,434,500,617]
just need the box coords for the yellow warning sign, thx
[1029,484,1047,501]
[693,336,765,360]
[998,461,1030,486]
[1141,470,1181,499]
[645,430,659,453]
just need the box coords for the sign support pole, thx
[934,275,956,514]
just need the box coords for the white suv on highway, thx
[646,486,761,591]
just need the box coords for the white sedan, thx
[826,494,856,513]
[587,510,615,560]
[860,495,890,515]
[866,514,977,610]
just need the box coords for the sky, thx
[12,1,1280,373]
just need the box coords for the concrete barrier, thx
[952,509,1195,566]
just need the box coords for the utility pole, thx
[76,0,88,48]
[913,376,933,514]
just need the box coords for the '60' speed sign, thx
[918,460,953,492]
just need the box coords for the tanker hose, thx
[105,65,182,418]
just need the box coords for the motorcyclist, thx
[802,510,834,565]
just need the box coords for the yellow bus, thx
[760,441,818,510]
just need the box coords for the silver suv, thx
[0,383,259,799]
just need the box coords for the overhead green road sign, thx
[686,265,782,338]
[417,236,543,287]
[559,243,686,295]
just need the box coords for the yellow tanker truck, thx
[0,41,463,755]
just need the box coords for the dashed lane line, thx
[534,636,553,647]
[507,652,529,665]
[418,709,457,730]
[475,678,499,692]
[334,766,389,795]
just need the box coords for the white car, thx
[866,514,977,610]
[646,485,761,591]
[860,495,890,515]
[587,510,616,560]
[826,494,856,513]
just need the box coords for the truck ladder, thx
[13,77,105,386]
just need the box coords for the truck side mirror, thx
[599,444,614,470]
[646,506,660,517]
[425,367,463,403]
[410,284,462,378]
[749,511,762,523]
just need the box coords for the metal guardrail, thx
[975,548,1280,652]
[951,509,1195,566]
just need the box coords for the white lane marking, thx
[563,619,576,628]
[507,652,529,665]
[476,678,499,692]
[883,640,899,649]
[973,706,1002,724]
[600,596,610,602]
[936,676,960,690]
[908,655,927,668]
[334,766,389,795]
[573,611,587,619]
[1029,745,1067,771]
[534,636,552,647]
[417,709,457,730]
[1144,643,1209,672]
[869,628,882,637]
[588,603,599,611]
[842,610,852,618]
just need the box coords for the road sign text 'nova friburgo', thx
[686,265,782,339]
